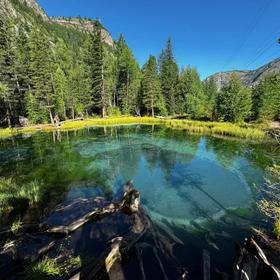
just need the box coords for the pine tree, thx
[54,66,68,118]
[0,82,12,127]
[159,38,179,115]
[0,17,20,126]
[115,34,141,115]
[68,63,91,119]
[27,28,56,124]
[217,74,252,122]
[141,56,162,117]
[90,23,106,116]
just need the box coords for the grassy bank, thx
[0,117,270,141]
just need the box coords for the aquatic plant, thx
[18,180,42,205]
[0,177,42,215]
[68,256,82,268]
[25,258,60,280]
[11,219,23,234]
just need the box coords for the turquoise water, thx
[0,125,278,278]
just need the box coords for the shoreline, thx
[0,116,271,142]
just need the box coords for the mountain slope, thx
[206,57,280,89]
[0,0,114,47]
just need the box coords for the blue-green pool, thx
[0,125,278,278]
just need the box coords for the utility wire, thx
[243,27,280,68]
[222,0,272,71]
[244,40,276,68]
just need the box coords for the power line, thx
[222,0,272,70]
[243,27,280,68]
[244,40,276,68]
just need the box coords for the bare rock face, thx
[206,57,280,90]
[0,0,17,18]
[18,0,48,19]
[52,17,114,47]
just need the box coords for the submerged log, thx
[105,237,125,280]
[231,238,280,280]
[0,182,186,280]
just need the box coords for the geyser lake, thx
[0,125,278,278]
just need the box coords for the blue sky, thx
[38,0,280,79]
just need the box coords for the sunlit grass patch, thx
[25,258,60,280]
[0,128,17,138]
[0,117,270,141]
[24,255,82,279]
[165,119,268,140]
[60,117,268,140]
[60,116,163,130]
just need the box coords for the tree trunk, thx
[151,99,154,118]
[6,108,11,128]
[49,109,54,125]
[126,71,130,111]
[101,64,106,118]
[72,107,75,120]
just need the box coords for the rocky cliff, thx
[206,57,280,89]
[19,0,48,19]
[52,17,114,47]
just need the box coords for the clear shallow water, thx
[0,125,278,278]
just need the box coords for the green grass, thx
[60,117,269,140]
[25,258,61,280]
[24,256,82,279]
[0,178,42,215]
[0,117,270,141]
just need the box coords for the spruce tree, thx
[54,66,68,118]
[27,28,56,124]
[90,23,106,117]
[141,56,161,117]
[159,38,179,115]
[0,82,12,127]
[68,63,91,119]
[115,34,141,115]
[0,18,19,126]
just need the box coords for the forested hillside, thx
[0,0,279,128]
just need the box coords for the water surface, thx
[0,125,278,278]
